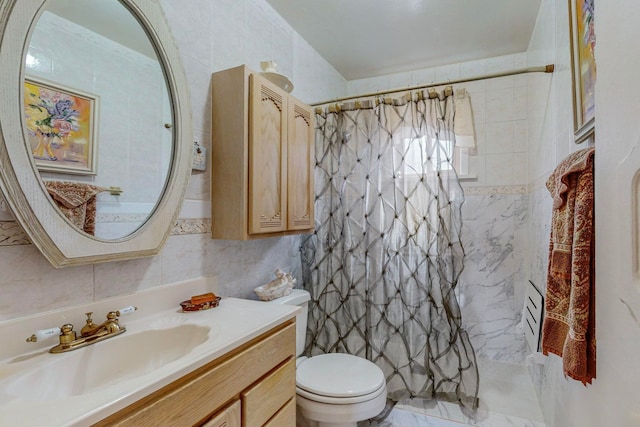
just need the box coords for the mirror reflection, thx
[24,0,173,240]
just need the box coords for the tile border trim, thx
[0,218,211,247]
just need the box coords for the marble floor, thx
[362,359,546,427]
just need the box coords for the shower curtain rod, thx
[310,64,555,107]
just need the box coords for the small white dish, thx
[260,71,294,93]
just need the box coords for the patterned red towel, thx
[45,181,106,236]
[541,147,596,385]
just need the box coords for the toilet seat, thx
[296,379,386,405]
[296,353,385,401]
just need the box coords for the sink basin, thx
[2,324,210,401]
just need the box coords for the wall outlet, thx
[192,140,207,171]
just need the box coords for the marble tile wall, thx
[459,192,529,363]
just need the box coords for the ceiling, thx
[46,0,157,59]
[266,0,543,80]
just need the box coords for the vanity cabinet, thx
[93,321,296,427]
[211,65,314,240]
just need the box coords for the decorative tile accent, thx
[171,218,211,235]
[463,185,527,195]
[0,222,30,246]
[0,218,211,246]
[96,213,149,223]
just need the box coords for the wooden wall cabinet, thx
[93,322,296,427]
[211,65,314,240]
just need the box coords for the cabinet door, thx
[249,73,288,234]
[202,400,241,427]
[287,99,314,230]
[242,358,296,427]
[263,398,295,427]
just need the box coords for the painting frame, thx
[23,77,99,175]
[568,0,596,144]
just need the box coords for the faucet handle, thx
[59,324,77,345]
[26,326,61,343]
[116,306,137,316]
[81,312,97,336]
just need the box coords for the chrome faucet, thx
[26,306,137,353]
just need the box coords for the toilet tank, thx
[268,289,310,357]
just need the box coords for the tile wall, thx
[27,11,170,238]
[0,0,346,321]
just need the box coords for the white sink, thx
[1,324,210,401]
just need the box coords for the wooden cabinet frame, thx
[93,321,296,427]
[211,65,314,240]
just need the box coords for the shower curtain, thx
[301,91,479,410]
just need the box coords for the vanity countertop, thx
[0,278,299,426]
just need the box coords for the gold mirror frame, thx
[0,0,193,267]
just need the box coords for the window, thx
[402,136,454,175]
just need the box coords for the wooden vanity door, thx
[202,400,241,427]
[287,99,314,231]
[249,73,288,234]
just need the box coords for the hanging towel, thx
[453,89,476,149]
[541,147,595,385]
[44,181,106,236]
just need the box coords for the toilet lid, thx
[296,353,385,398]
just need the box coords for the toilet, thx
[270,289,387,427]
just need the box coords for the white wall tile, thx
[0,245,94,320]
[486,88,515,122]
[514,86,528,120]
[513,153,528,185]
[411,67,436,86]
[486,154,515,186]
[159,0,212,67]
[460,59,487,80]
[434,63,461,82]
[486,122,515,154]
[388,71,413,90]
[513,120,528,153]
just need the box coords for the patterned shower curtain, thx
[301,90,479,410]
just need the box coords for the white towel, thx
[454,89,476,149]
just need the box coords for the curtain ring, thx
[444,85,453,97]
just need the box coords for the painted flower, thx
[25,86,80,138]
[51,118,76,137]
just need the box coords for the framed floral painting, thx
[23,78,99,174]
[569,0,596,143]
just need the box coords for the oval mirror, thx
[0,0,193,267]
[24,0,172,240]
